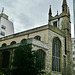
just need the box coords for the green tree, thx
[12,40,44,75]
[0,72,3,75]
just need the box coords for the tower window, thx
[1,25,6,30]
[53,21,57,27]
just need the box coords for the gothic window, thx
[52,37,61,72]
[34,36,41,41]
[36,50,45,69]
[10,41,16,45]
[2,51,10,68]
[2,43,7,47]
[53,21,57,27]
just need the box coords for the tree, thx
[12,40,44,75]
[0,72,3,75]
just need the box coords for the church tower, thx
[49,5,53,20]
[48,0,73,75]
[62,0,68,13]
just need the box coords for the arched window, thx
[10,41,16,45]
[36,49,45,69]
[34,36,41,41]
[2,51,10,68]
[20,39,27,44]
[2,43,7,47]
[52,37,61,72]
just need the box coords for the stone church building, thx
[0,0,73,75]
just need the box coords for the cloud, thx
[0,0,73,37]
[0,0,16,7]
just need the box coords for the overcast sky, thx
[0,0,74,37]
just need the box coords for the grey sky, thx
[0,0,74,37]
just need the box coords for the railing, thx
[27,38,48,50]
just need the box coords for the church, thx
[0,0,73,75]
